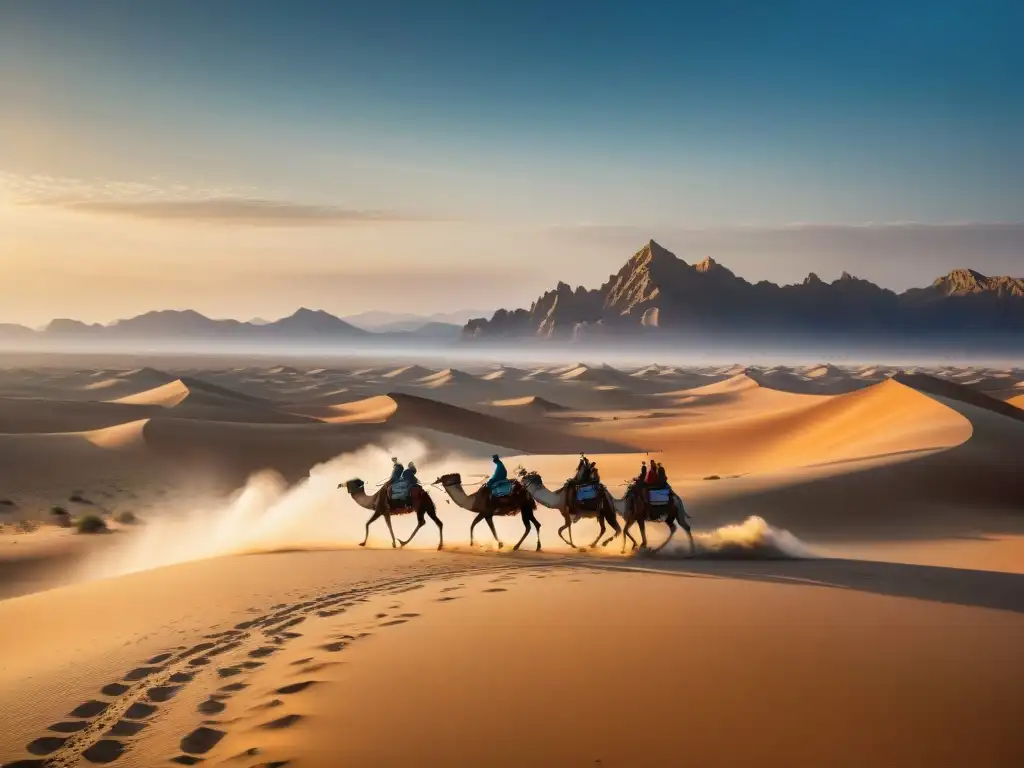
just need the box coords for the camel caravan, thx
[340,453,694,555]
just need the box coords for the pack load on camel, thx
[567,454,604,522]
[339,457,444,550]
[608,458,693,554]
[434,455,542,550]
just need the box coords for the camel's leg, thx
[400,509,426,548]
[485,515,504,549]
[589,515,606,549]
[601,511,621,548]
[654,519,677,553]
[382,512,397,548]
[361,509,383,547]
[557,514,573,548]
[530,509,543,552]
[677,500,695,554]
[469,513,485,547]
[425,505,445,550]
[514,512,535,551]
[637,519,648,550]
[621,519,633,555]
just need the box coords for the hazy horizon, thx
[2,1,1022,326]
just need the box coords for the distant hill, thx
[463,240,1024,346]
[0,308,465,348]
[344,309,490,331]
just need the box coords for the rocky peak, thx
[694,256,718,273]
[803,272,823,286]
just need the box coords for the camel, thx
[610,483,694,555]
[518,470,633,550]
[433,473,542,551]
[340,479,444,550]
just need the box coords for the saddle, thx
[479,479,527,514]
[490,479,514,498]
[385,481,421,513]
[647,487,672,506]
[569,482,603,514]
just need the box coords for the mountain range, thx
[463,240,1024,344]
[0,308,463,346]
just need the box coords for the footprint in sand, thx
[107,719,147,737]
[379,619,407,627]
[47,721,89,734]
[198,698,226,715]
[82,739,126,763]
[249,646,280,659]
[26,736,67,756]
[69,700,110,718]
[123,702,157,720]
[276,680,319,695]
[260,714,303,730]
[180,726,226,755]
[147,652,173,664]
[147,684,182,703]
[482,588,507,593]
[436,596,461,602]
[101,683,129,697]
[220,682,248,693]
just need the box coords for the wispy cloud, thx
[1,171,419,226]
[38,198,416,225]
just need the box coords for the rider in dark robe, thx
[389,457,404,484]
[656,463,668,488]
[401,461,419,487]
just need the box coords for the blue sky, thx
[0,0,1022,322]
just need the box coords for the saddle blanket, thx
[390,480,410,500]
[647,488,672,506]
[490,479,513,498]
[575,483,599,502]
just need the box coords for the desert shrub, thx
[49,506,72,527]
[114,510,138,525]
[75,514,108,534]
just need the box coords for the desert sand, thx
[1,355,1022,767]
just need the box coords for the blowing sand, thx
[0,356,1022,767]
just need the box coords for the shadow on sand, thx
[583,556,1024,615]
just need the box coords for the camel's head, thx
[343,479,365,494]
[434,472,461,487]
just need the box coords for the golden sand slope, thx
[585,378,970,477]
[1,553,1020,767]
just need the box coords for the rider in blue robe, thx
[389,457,404,483]
[486,454,508,493]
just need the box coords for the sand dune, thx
[1,355,1023,768]
[487,395,569,416]
[381,364,436,382]
[415,368,476,387]
[588,378,971,478]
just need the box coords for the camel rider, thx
[637,461,647,488]
[486,454,508,495]
[656,462,668,488]
[401,461,419,487]
[646,460,659,487]
[389,457,404,484]
[575,455,592,483]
